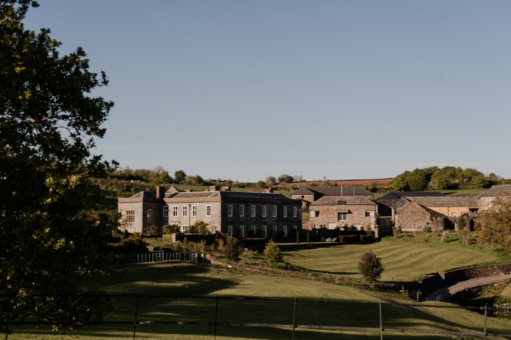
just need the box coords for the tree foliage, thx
[278,174,293,183]
[221,233,243,261]
[174,170,187,183]
[265,176,276,187]
[263,240,283,264]
[357,249,384,281]
[0,0,116,330]
[477,194,511,253]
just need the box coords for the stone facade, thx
[394,202,432,231]
[118,186,302,238]
[308,196,377,231]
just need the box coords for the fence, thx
[113,251,203,264]
[2,294,511,339]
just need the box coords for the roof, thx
[292,186,372,197]
[310,196,376,206]
[219,191,299,204]
[476,185,511,198]
[393,198,413,214]
[407,196,478,208]
[379,191,445,200]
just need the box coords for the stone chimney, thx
[156,186,165,199]
[186,189,192,193]
[210,186,219,191]
[265,188,273,193]
[222,186,231,191]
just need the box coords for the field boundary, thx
[2,294,511,339]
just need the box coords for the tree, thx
[263,240,283,264]
[158,171,173,184]
[193,175,205,185]
[476,194,511,252]
[174,170,187,183]
[265,176,277,187]
[1,0,115,331]
[221,233,243,261]
[358,250,384,281]
[278,174,293,183]
[256,180,265,188]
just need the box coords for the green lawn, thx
[8,262,511,339]
[282,236,498,282]
[441,188,487,196]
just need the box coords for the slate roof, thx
[393,198,414,214]
[292,186,372,197]
[310,196,377,206]
[407,196,478,207]
[379,191,444,200]
[476,185,511,198]
[219,191,298,204]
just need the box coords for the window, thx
[227,226,233,236]
[292,225,297,231]
[192,205,197,216]
[273,206,277,217]
[163,206,168,217]
[251,205,256,217]
[365,211,371,217]
[239,226,244,238]
[251,225,256,236]
[262,225,267,238]
[182,225,188,233]
[273,225,278,237]
[126,210,135,223]
[240,205,245,217]
[338,213,347,221]
[283,226,287,237]
[434,213,438,218]
[182,206,188,217]
[228,205,233,217]
[173,206,178,216]
[147,209,153,221]
[293,207,297,217]
[314,211,320,218]
[206,205,212,216]
[262,206,267,217]
[283,206,287,217]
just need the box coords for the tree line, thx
[391,166,510,191]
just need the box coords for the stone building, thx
[307,196,377,231]
[291,186,372,206]
[476,184,511,211]
[118,186,302,238]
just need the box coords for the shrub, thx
[423,225,432,233]
[460,231,473,246]
[263,240,283,264]
[221,233,243,261]
[360,235,374,243]
[338,235,360,243]
[108,233,146,252]
[441,231,451,243]
[148,225,159,234]
[358,249,384,281]
[163,224,180,234]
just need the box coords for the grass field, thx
[7,262,511,339]
[282,235,502,281]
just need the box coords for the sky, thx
[24,0,511,182]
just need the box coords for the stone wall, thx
[419,263,511,297]
[395,203,430,231]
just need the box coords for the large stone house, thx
[307,196,377,231]
[118,186,302,238]
[291,186,372,206]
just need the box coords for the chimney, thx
[210,186,219,191]
[156,186,165,199]
[222,186,231,191]
[186,189,192,193]
[265,188,273,193]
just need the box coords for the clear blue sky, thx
[25,1,511,181]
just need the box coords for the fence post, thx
[379,302,383,340]
[292,297,297,340]
[133,296,139,340]
[5,295,11,340]
[214,295,219,340]
[483,305,487,340]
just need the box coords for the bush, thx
[263,240,283,264]
[460,231,473,246]
[423,225,432,233]
[441,231,451,243]
[163,224,180,234]
[358,249,384,281]
[338,235,360,243]
[148,225,159,234]
[108,233,146,252]
[221,233,243,261]
[359,235,374,243]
